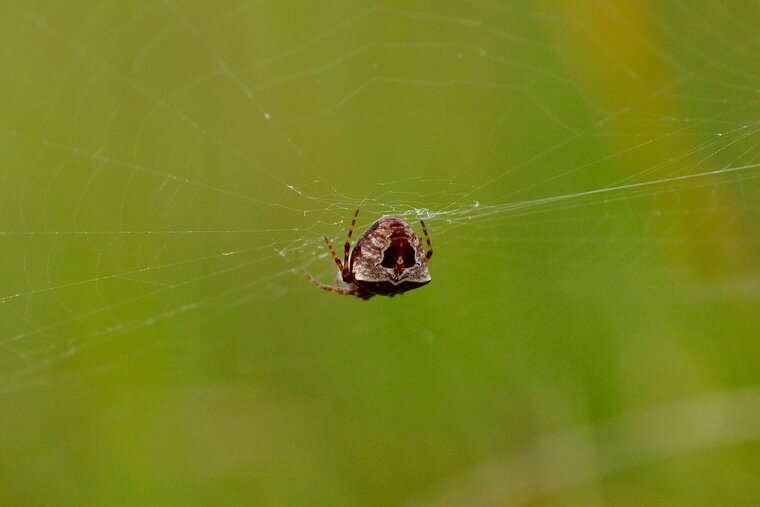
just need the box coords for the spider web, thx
[1,1,759,505]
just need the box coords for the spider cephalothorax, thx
[304,209,433,300]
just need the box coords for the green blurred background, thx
[1,1,759,505]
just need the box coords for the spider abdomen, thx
[351,216,431,295]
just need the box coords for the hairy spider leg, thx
[342,208,360,281]
[302,268,366,298]
[420,219,433,260]
[323,236,343,273]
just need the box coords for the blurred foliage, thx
[0,1,759,506]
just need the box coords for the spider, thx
[304,209,433,300]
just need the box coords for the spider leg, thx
[420,219,433,260]
[324,236,343,272]
[302,268,372,299]
[342,208,360,282]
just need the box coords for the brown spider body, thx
[304,210,433,300]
